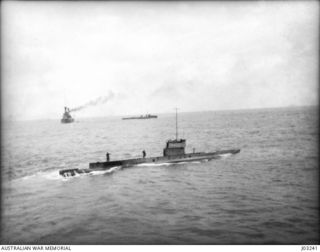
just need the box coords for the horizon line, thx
[3,104,318,123]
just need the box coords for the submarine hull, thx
[59,149,240,177]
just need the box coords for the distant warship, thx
[61,107,74,123]
[59,109,240,177]
[122,114,158,120]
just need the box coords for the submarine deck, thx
[59,149,240,177]
[89,149,240,169]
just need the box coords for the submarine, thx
[59,109,240,177]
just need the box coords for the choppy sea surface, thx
[1,106,319,244]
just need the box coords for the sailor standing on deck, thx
[106,152,110,162]
[142,150,146,158]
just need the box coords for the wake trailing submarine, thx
[59,109,240,177]
[61,107,74,123]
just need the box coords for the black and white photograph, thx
[1,0,319,245]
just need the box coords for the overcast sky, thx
[2,1,319,120]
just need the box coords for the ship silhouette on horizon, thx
[61,107,74,123]
[122,114,158,120]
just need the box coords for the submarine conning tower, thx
[163,108,186,157]
[163,139,186,157]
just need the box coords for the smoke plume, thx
[70,92,114,112]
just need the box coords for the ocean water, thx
[1,106,318,244]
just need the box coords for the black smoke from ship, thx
[69,92,114,112]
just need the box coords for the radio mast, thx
[175,107,178,140]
